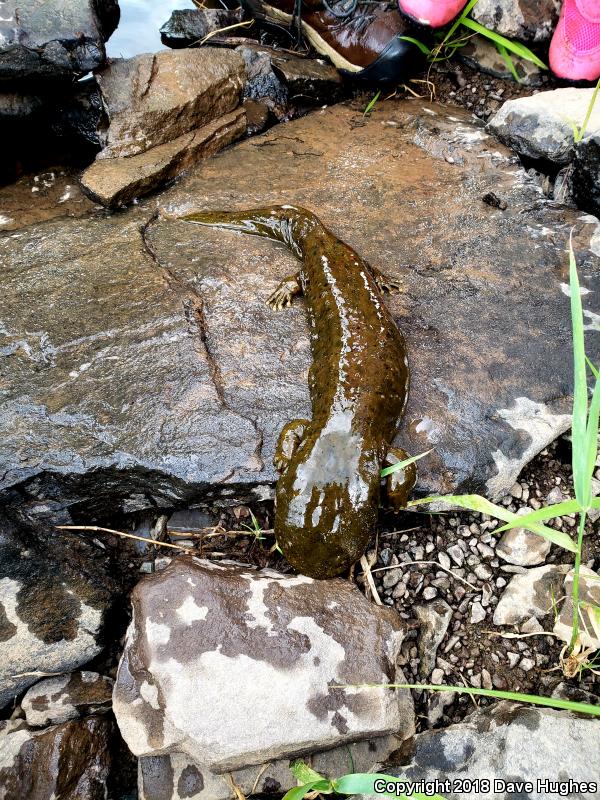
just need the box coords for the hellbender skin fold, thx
[181,205,415,579]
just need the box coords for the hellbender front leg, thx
[367,263,401,294]
[384,446,417,512]
[267,272,303,310]
[274,419,310,472]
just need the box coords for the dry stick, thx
[197,19,254,46]
[484,630,559,640]
[56,525,194,554]
[360,554,383,606]
[369,560,479,591]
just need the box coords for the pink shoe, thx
[550,0,600,81]
[397,0,468,27]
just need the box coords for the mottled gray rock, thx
[471,0,560,43]
[496,509,551,566]
[554,566,600,650]
[139,737,398,800]
[573,134,600,218]
[160,8,243,49]
[458,36,543,85]
[0,716,112,800]
[488,88,600,164]
[0,516,115,709]
[113,559,414,772]
[415,600,453,678]
[493,564,570,626]
[81,108,246,207]
[2,101,600,518]
[22,671,113,727]
[0,0,119,82]
[236,46,289,120]
[363,702,600,800]
[95,48,245,159]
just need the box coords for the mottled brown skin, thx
[182,205,414,578]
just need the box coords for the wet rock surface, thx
[114,559,414,770]
[0,513,118,709]
[365,701,600,799]
[0,715,112,800]
[471,0,561,43]
[488,88,600,164]
[458,37,543,86]
[22,671,114,727]
[138,736,398,800]
[573,134,600,218]
[81,108,246,208]
[2,100,600,517]
[0,0,119,82]
[95,48,245,159]
[160,7,244,49]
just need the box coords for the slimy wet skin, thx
[181,205,414,579]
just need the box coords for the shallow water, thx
[106,0,198,59]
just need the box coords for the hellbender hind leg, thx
[267,273,302,310]
[274,419,310,472]
[384,446,417,512]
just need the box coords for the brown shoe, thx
[244,0,423,84]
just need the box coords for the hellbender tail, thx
[180,205,320,259]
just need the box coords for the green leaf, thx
[380,450,431,478]
[363,90,381,116]
[460,18,547,68]
[576,76,600,141]
[333,773,445,800]
[584,374,600,506]
[282,780,331,800]
[407,494,578,552]
[494,500,581,531]
[495,42,520,82]
[569,241,590,507]
[587,357,600,380]
[592,498,600,509]
[378,683,600,718]
[290,760,324,785]
[442,0,480,46]
[398,35,431,56]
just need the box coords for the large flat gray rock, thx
[1,100,599,518]
[113,559,413,771]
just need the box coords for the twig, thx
[56,525,194,554]
[197,19,254,46]
[224,774,246,800]
[360,554,383,606]
[250,764,269,796]
[369,560,479,591]
[484,630,559,640]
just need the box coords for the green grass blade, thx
[333,774,445,800]
[363,90,381,116]
[290,761,324,785]
[369,683,600,717]
[569,241,590,507]
[407,494,578,552]
[282,780,331,800]
[584,375,600,503]
[576,76,600,141]
[494,500,580,531]
[592,498,600,508]
[460,18,547,68]
[380,450,431,478]
[398,35,431,56]
[495,42,520,82]
[587,357,600,380]
[442,0,480,46]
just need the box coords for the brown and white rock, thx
[493,564,570,626]
[113,559,414,772]
[22,671,113,727]
[0,716,112,800]
[95,48,245,159]
[138,736,399,800]
[81,108,246,207]
[554,566,600,651]
[496,508,551,566]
